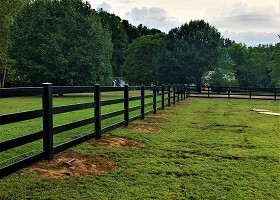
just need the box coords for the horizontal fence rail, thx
[187,86,279,101]
[0,83,186,178]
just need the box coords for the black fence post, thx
[153,85,157,114]
[183,85,186,100]
[173,84,176,104]
[42,83,54,160]
[228,87,231,99]
[124,84,129,126]
[249,86,252,100]
[180,84,184,101]
[208,86,210,98]
[162,84,165,110]
[94,84,101,139]
[177,84,180,102]
[168,84,171,106]
[141,85,145,119]
[274,88,277,101]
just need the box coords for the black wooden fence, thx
[0,83,187,178]
[188,86,279,101]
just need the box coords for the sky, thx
[87,0,280,46]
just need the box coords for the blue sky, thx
[87,0,280,46]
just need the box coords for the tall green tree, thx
[202,47,238,87]
[0,0,29,87]
[269,44,280,87]
[97,10,128,77]
[122,34,165,85]
[122,20,162,44]
[157,20,222,92]
[228,43,272,87]
[9,0,113,86]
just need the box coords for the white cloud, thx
[222,31,279,46]
[208,2,280,46]
[209,3,280,32]
[124,7,181,32]
[87,0,280,46]
[96,2,112,12]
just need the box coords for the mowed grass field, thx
[1,96,279,199]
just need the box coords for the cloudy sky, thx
[87,0,280,46]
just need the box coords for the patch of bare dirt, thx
[126,124,161,133]
[28,152,116,179]
[143,117,168,124]
[89,136,144,148]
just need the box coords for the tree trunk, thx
[1,65,7,88]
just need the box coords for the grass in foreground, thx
[1,98,279,199]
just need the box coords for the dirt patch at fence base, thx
[89,136,144,148]
[28,152,116,179]
[126,124,161,133]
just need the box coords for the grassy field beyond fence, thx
[1,98,279,199]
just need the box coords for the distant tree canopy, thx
[0,0,29,87]
[9,0,113,86]
[1,0,279,88]
[122,20,162,44]
[122,34,165,85]
[97,10,128,77]
[156,20,223,92]
[228,43,273,88]
[97,11,162,78]
[269,44,280,87]
[202,47,238,87]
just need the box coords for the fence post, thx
[42,83,53,160]
[183,85,186,100]
[168,84,171,106]
[141,85,145,119]
[188,85,191,97]
[124,84,129,126]
[249,86,252,100]
[173,84,176,104]
[228,87,231,99]
[208,86,210,98]
[274,88,277,101]
[153,85,157,114]
[94,84,101,139]
[177,84,180,102]
[180,84,183,101]
[162,84,165,110]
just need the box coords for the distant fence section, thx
[0,83,187,178]
[188,86,279,101]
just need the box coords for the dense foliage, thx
[0,0,29,87]
[156,20,223,91]
[1,0,279,87]
[122,34,165,85]
[97,10,128,77]
[9,0,113,86]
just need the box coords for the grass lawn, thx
[0,98,279,199]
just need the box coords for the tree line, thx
[0,0,279,88]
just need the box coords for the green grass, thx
[1,97,280,199]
